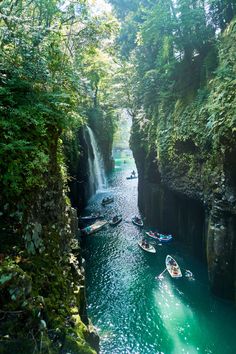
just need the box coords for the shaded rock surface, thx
[130,20,236,301]
[0,125,99,353]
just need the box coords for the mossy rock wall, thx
[130,19,236,301]
[0,127,99,353]
[64,127,91,212]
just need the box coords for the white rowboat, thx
[82,220,108,235]
[138,241,156,253]
[146,231,172,242]
[132,217,143,227]
[165,255,182,278]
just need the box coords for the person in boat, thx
[103,197,110,203]
[138,218,142,224]
[113,215,119,222]
[142,239,149,248]
[169,258,177,266]
[131,170,136,177]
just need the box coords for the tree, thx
[0,0,118,207]
[209,0,236,30]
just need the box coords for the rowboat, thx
[101,196,114,206]
[158,234,172,242]
[138,240,156,253]
[81,220,108,235]
[145,231,159,240]
[109,215,122,226]
[80,213,104,221]
[132,217,143,227]
[166,255,182,278]
[146,231,172,242]
[126,176,138,180]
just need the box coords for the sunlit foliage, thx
[0,0,117,207]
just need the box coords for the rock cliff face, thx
[130,20,236,301]
[65,127,92,212]
[0,110,116,351]
[0,127,99,353]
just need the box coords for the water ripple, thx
[84,151,236,354]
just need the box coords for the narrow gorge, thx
[1,0,236,353]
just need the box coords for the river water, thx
[83,150,236,354]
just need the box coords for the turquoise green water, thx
[84,151,236,354]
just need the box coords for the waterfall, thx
[86,126,106,196]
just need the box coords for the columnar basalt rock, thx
[0,130,99,353]
[130,20,236,301]
[131,138,236,300]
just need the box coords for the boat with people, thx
[166,255,182,278]
[146,231,172,242]
[126,175,138,180]
[109,214,122,226]
[132,216,144,227]
[81,220,108,235]
[101,196,114,206]
[157,234,173,242]
[80,212,104,221]
[127,170,138,179]
[138,239,156,253]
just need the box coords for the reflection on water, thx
[84,150,236,354]
[155,280,199,353]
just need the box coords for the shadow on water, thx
[83,150,236,354]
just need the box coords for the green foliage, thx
[0,2,117,352]
[205,21,236,149]
[0,0,118,210]
[112,1,236,199]
[108,0,139,20]
[111,1,232,114]
[23,222,44,255]
[0,258,32,306]
[209,0,236,30]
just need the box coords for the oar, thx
[155,268,167,280]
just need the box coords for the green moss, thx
[62,335,96,354]
[0,258,32,307]
[0,221,97,353]
[131,18,236,200]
